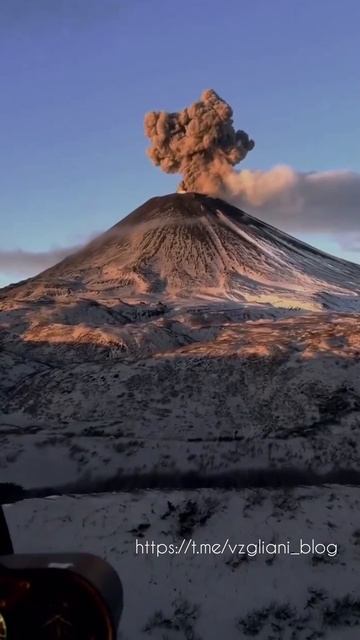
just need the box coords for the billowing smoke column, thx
[144,89,255,194]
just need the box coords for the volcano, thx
[2,191,360,491]
[3,192,360,312]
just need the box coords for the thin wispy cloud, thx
[0,246,80,277]
[337,233,360,253]
[0,227,102,280]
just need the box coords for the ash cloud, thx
[224,167,360,234]
[144,89,359,242]
[144,89,255,194]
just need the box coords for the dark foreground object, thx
[0,508,123,639]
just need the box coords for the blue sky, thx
[0,0,359,286]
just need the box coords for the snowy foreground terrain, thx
[4,487,360,639]
[1,193,360,637]
[2,310,360,491]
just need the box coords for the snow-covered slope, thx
[5,487,360,640]
[2,192,360,310]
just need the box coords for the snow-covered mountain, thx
[1,192,360,488]
[3,192,360,310]
[1,193,360,639]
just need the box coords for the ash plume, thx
[224,166,360,234]
[144,89,255,194]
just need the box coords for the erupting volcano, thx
[2,89,360,640]
[1,88,360,493]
